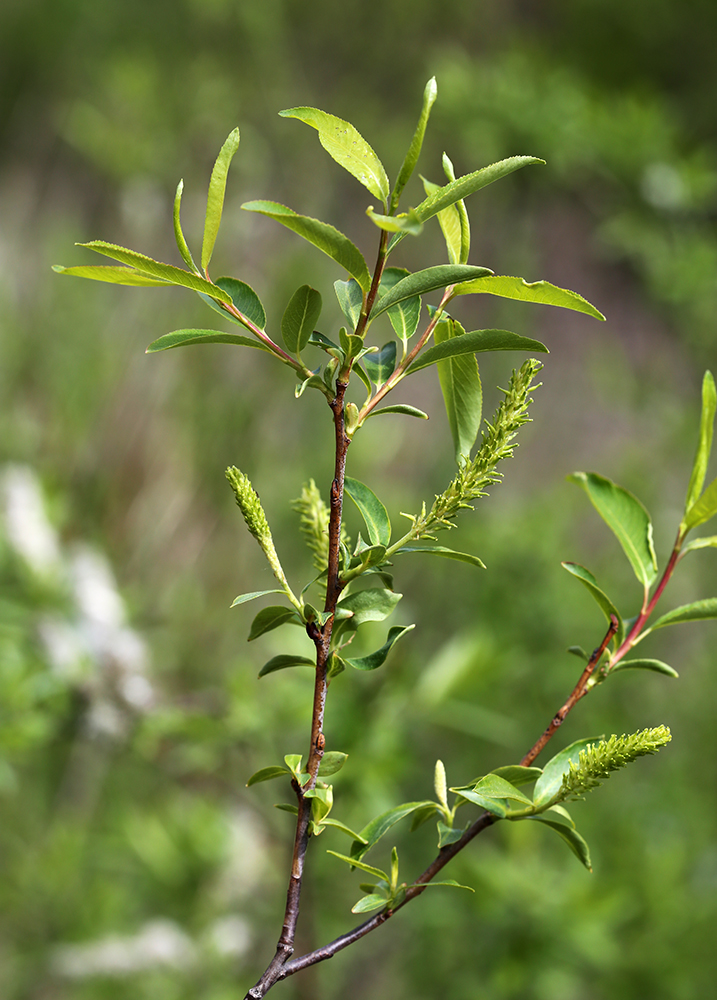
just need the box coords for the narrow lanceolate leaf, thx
[173,179,199,273]
[242,201,371,292]
[77,242,233,303]
[334,279,364,329]
[528,811,592,871]
[684,371,716,512]
[146,330,271,354]
[335,588,402,627]
[452,788,507,817]
[366,206,422,236]
[533,738,601,809]
[326,851,388,882]
[406,330,548,376]
[568,472,658,589]
[490,765,543,787]
[280,107,390,204]
[363,343,397,387]
[52,264,172,287]
[412,879,475,893]
[246,765,289,786]
[422,175,462,265]
[344,625,415,671]
[351,894,388,914]
[351,801,437,861]
[610,658,678,678]
[202,127,241,270]
[682,477,717,532]
[370,265,492,320]
[366,404,429,421]
[248,606,301,641]
[321,818,367,842]
[379,267,421,344]
[561,562,624,646]
[452,276,605,321]
[650,598,717,630]
[258,654,316,678]
[230,589,284,607]
[395,546,486,569]
[282,285,323,353]
[344,477,391,547]
[389,156,545,250]
[392,76,437,209]
[442,153,470,264]
[434,317,483,465]
[681,535,717,555]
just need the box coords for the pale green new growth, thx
[557,727,672,802]
[292,479,331,571]
[410,359,542,537]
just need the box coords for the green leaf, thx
[344,625,415,671]
[241,201,371,292]
[363,343,397,387]
[213,276,266,331]
[394,546,485,569]
[52,264,172,287]
[366,206,422,236]
[379,267,422,344]
[410,804,439,831]
[681,535,717,555]
[173,179,199,274]
[685,371,716,512]
[650,598,717,630]
[146,329,271,354]
[281,285,322,354]
[366,404,429,421]
[274,803,298,815]
[351,894,388,914]
[318,751,349,776]
[202,127,241,270]
[230,589,284,607]
[258,654,315,678]
[471,774,533,804]
[344,477,391,547]
[682,477,717,533]
[568,472,658,588]
[392,76,437,209]
[434,317,482,464]
[422,174,462,265]
[246,765,288,786]
[334,279,364,329]
[528,811,592,871]
[280,107,390,204]
[352,801,437,861]
[533,738,601,809]
[442,153,470,264]
[437,821,465,847]
[370,265,492,320]
[406,329,548,376]
[335,588,402,628]
[248,606,301,641]
[411,878,475,892]
[389,155,545,250]
[490,765,543,787]
[326,850,388,882]
[452,275,605,321]
[452,788,507,817]
[284,754,303,774]
[321,818,367,842]
[76,243,233,302]
[610,658,678,678]
[561,562,624,646]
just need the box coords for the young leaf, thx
[344,477,391,547]
[258,654,316,678]
[533,737,601,809]
[279,107,390,204]
[442,153,470,264]
[53,264,172,287]
[568,472,658,589]
[434,316,483,465]
[173,179,199,274]
[335,588,402,628]
[391,76,438,209]
[490,765,543,787]
[241,201,371,292]
[318,751,349,776]
[351,894,388,914]
[214,276,267,331]
[326,851,389,882]
[649,598,717,630]
[146,330,272,354]
[452,275,605,321]
[405,330,548,376]
[248,606,301,641]
[284,754,303,774]
[76,242,233,302]
[363,343,397,387]
[422,175,462,265]
[394,546,486,569]
[274,803,299,815]
[246,765,289,786]
[230,589,284,607]
[681,535,717,555]
[409,878,475,892]
[684,371,716,512]
[528,811,593,871]
[366,404,429,421]
[681,477,717,533]
[379,268,422,345]
[366,207,422,236]
[610,658,678,678]
[471,774,533,805]
[370,265,492,320]
[334,279,364,329]
[282,285,323,354]
[410,804,439,831]
[437,822,465,848]
[561,562,624,646]
[321,818,367,842]
[343,625,415,671]
[452,788,507,817]
[352,801,437,861]
[202,128,241,270]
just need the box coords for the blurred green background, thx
[1,1,717,998]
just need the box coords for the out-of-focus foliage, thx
[1,1,716,998]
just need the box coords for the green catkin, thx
[557,727,672,802]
